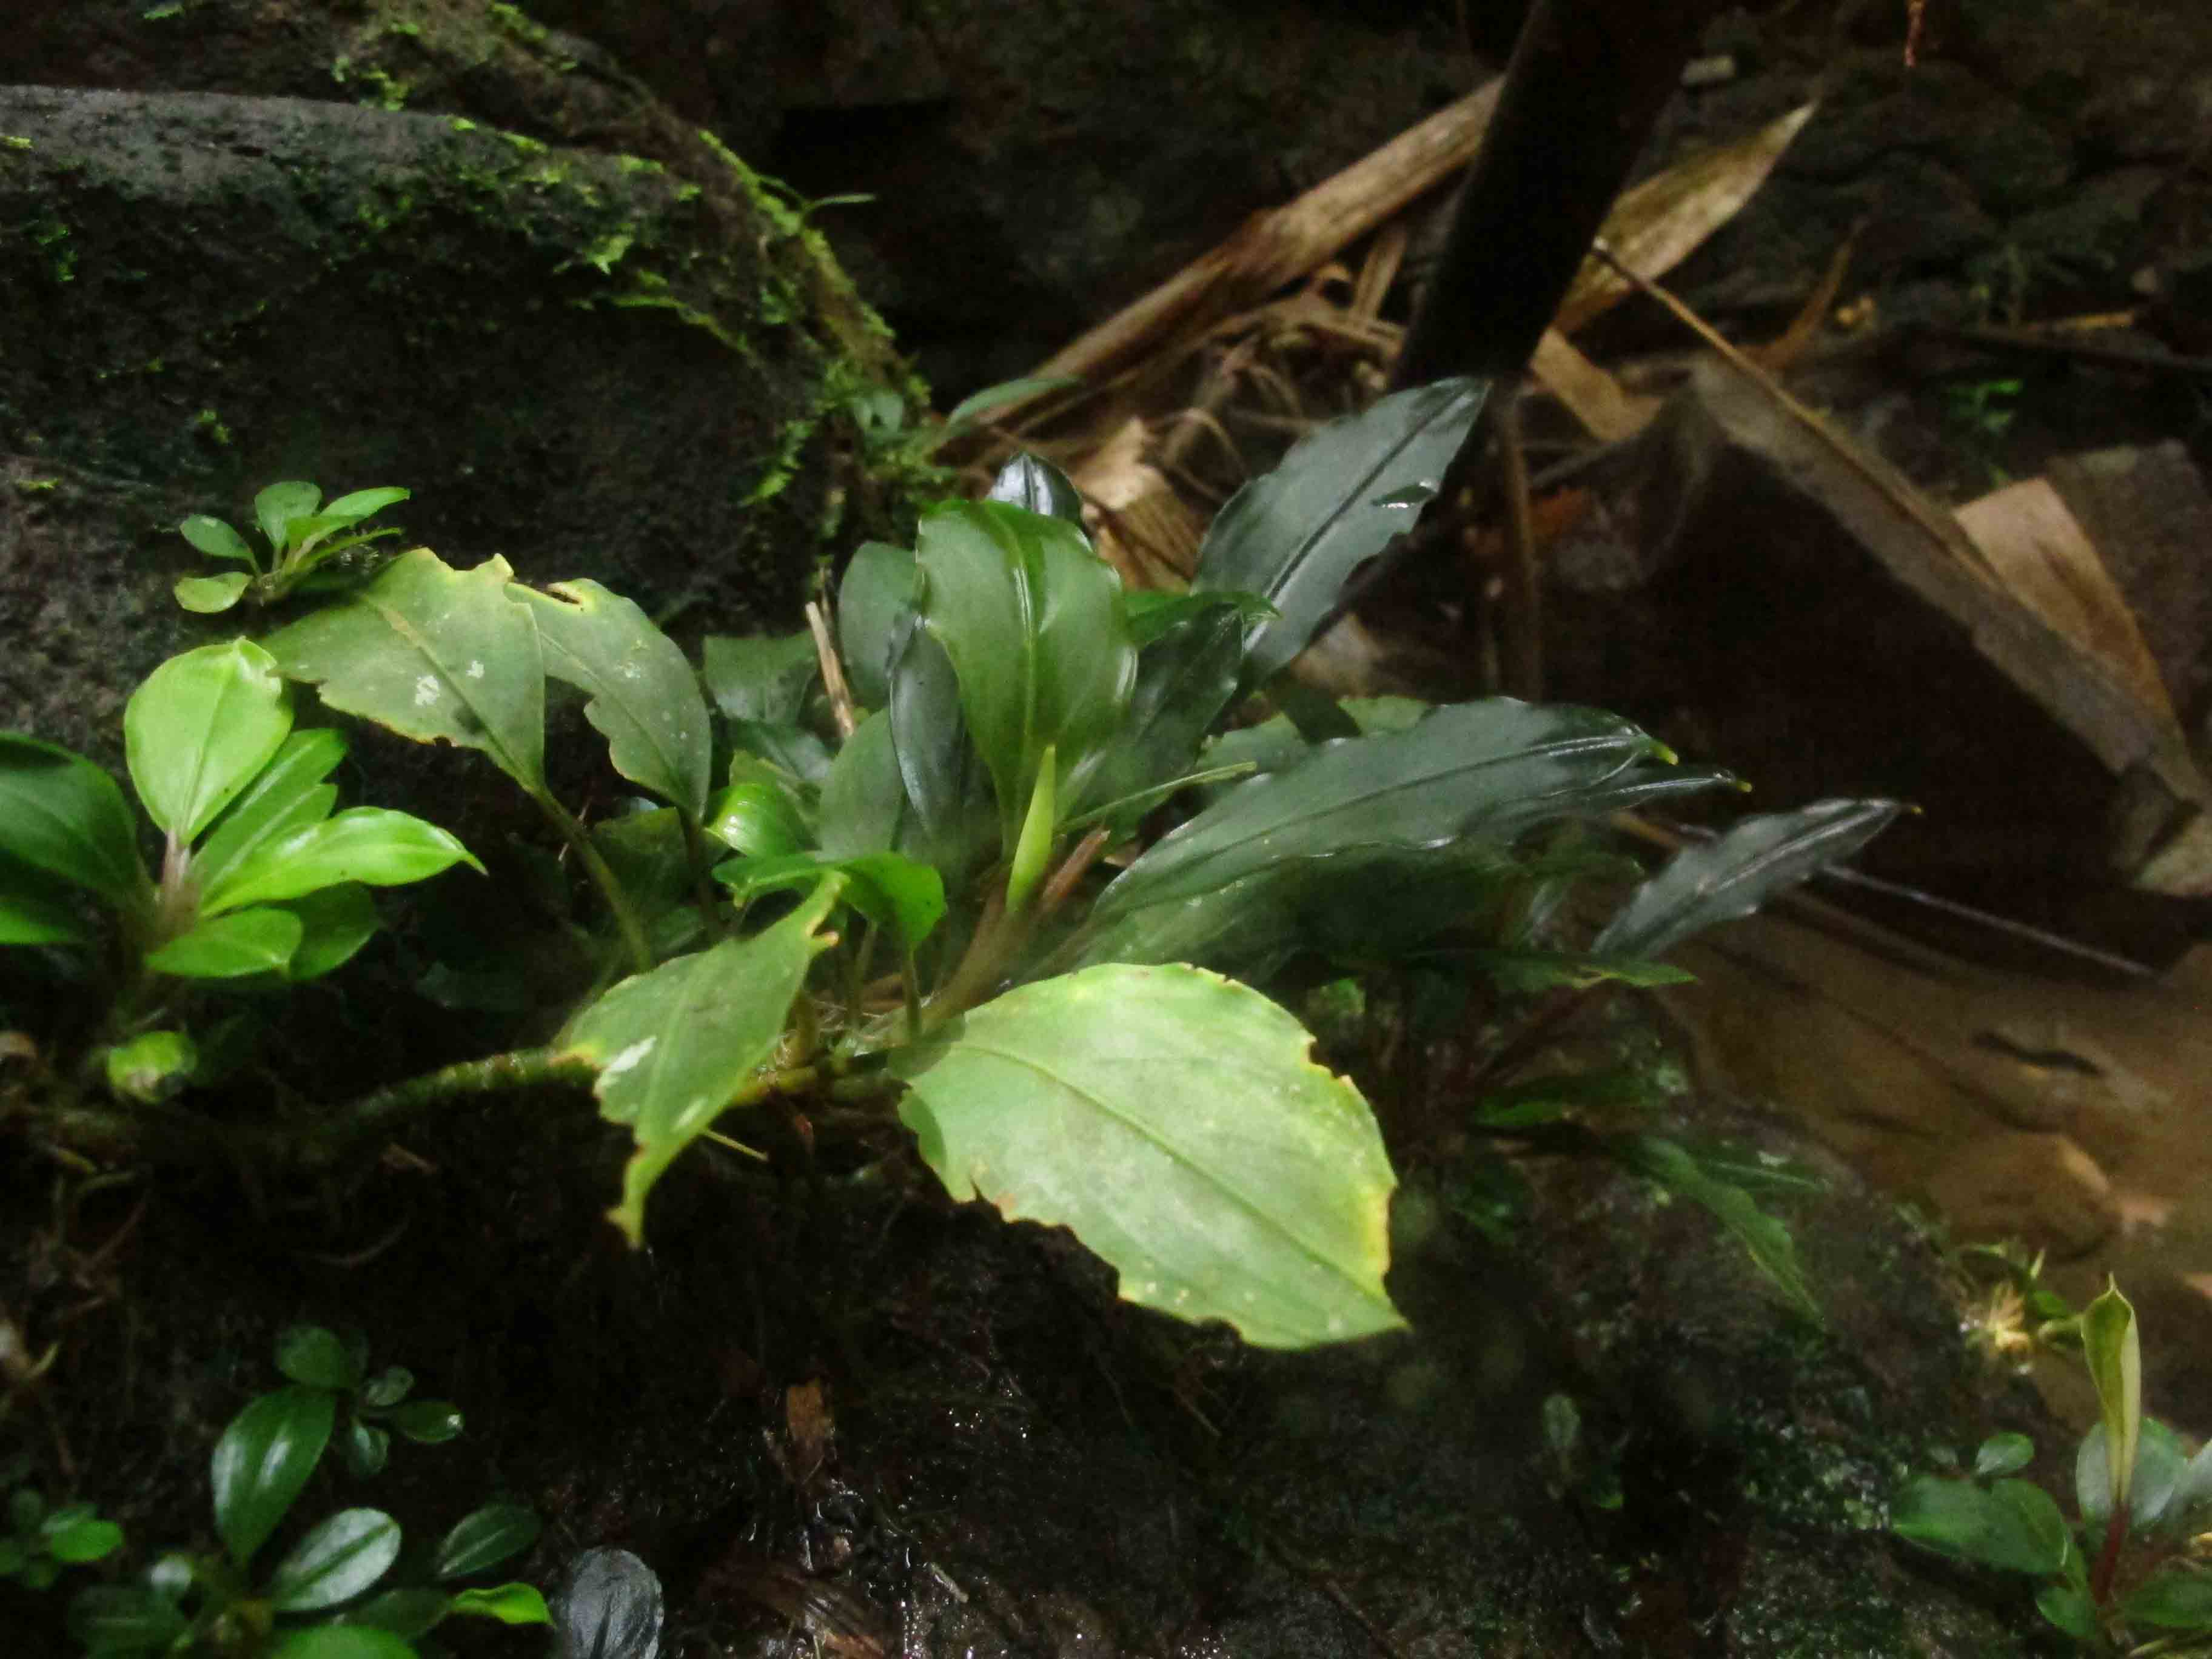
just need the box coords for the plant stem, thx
[2090,1505,2128,1606]
[534,791,655,974]
[677,811,729,942]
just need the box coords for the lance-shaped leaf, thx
[1593,799,1905,961]
[144,907,304,978]
[263,551,547,798]
[125,640,294,844]
[561,880,841,1244]
[2082,1278,2141,1527]
[983,451,1085,522]
[1096,700,1669,922]
[514,580,712,822]
[432,1503,541,1580]
[1891,1475,2072,1575]
[913,501,1136,843]
[837,541,918,709]
[201,808,478,915]
[885,615,997,878]
[190,729,349,897]
[892,964,1406,1348]
[1078,610,1247,831]
[212,1385,335,1565]
[1122,589,1277,649]
[1193,378,1486,686]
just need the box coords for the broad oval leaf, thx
[913,501,1136,842]
[277,883,383,980]
[201,808,480,916]
[144,906,303,978]
[45,1516,123,1564]
[255,480,322,551]
[350,1586,450,1638]
[389,1399,463,1443]
[0,736,151,914]
[2121,1567,2212,1630]
[706,780,812,859]
[433,1503,541,1580]
[553,1547,663,1659]
[1095,700,1669,923]
[560,881,842,1244]
[893,964,1405,1348]
[816,712,908,860]
[1193,378,1486,687]
[1974,1433,2035,1479]
[983,451,1084,522]
[2036,1584,2099,1640]
[181,514,256,563]
[1891,1473,2070,1575]
[126,640,293,843]
[275,1326,362,1391]
[104,1030,198,1104]
[714,850,945,953]
[175,572,250,614]
[267,1627,417,1659]
[701,632,817,725]
[513,580,711,822]
[190,729,349,898]
[1593,800,1905,961]
[837,541,918,709]
[267,1507,401,1612]
[263,550,547,798]
[211,1384,335,1564]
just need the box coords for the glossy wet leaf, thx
[1594,800,1904,960]
[1193,378,1485,686]
[104,1030,197,1104]
[255,480,321,551]
[1444,949,1695,993]
[1078,611,1246,834]
[275,1325,362,1391]
[267,1507,401,1612]
[181,514,256,564]
[701,632,817,725]
[705,779,811,859]
[144,906,303,978]
[0,738,146,915]
[433,1503,541,1580]
[561,882,840,1244]
[264,550,547,798]
[982,451,1084,522]
[278,882,382,980]
[913,501,1136,842]
[1891,1474,2071,1575]
[389,1399,462,1443]
[837,541,917,709]
[715,850,945,952]
[175,572,250,613]
[211,1384,335,1564]
[893,964,1404,1348]
[125,640,294,843]
[190,729,347,897]
[340,1422,390,1480]
[515,580,711,820]
[552,1546,663,1659]
[66,1585,190,1652]
[1122,589,1277,649]
[1096,701,1669,923]
[885,615,995,876]
[201,808,478,915]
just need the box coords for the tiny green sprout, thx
[1,1463,124,1592]
[174,480,411,615]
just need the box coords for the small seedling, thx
[0,1458,123,1590]
[272,1326,462,1480]
[174,481,410,615]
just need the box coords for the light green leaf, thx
[560,881,842,1245]
[913,501,1136,843]
[714,850,945,952]
[837,541,917,708]
[2122,1567,2212,1629]
[263,549,547,797]
[267,1627,417,1659]
[1193,378,1486,687]
[255,480,321,551]
[104,1030,198,1104]
[702,632,817,725]
[174,572,250,614]
[1891,1473,2070,1575]
[2082,1278,2140,1526]
[266,1508,400,1612]
[1094,700,1670,924]
[144,907,303,978]
[512,579,711,821]
[0,865,90,946]
[201,808,478,915]
[893,964,1405,1348]
[1594,800,1905,961]
[319,486,411,523]
[212,1385,335,1564]
[125,640,293,842]
[431,1503,540,1580]
[706,778,812,859]
[275,883,381,980]
[180,514,256,564]
[816,711,908,859]
[190,729,347,897]
[446,1581,551,1624]
[981,451,1085,521]
[45,1516,122,1564]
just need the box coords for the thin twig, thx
[807,600,859,739]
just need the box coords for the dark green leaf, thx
[278,883,383,980]
[389,1400,462,1444]
[212,1385,335,1564]
[1122,589,1277,649]
[1891,1474,2070,1575]
[190,729,348,897]
[66,1585,189,1652]
[885,616,995,876]
[350,1586,451,1637]
[893,964,1405,1347]
[181,514,256,565]
[1439,949,1694,993]
[200,808,479,914]
[816,712,908,860]
[1976,1433,2035,1479]
[837,541,917,709]
[267,1627,417,1659]
[338,1422,389,1480]
[514,580,712,821]
[715,851,945,953]
[358,1366,412,1409]
[255,480,321,552]
[266,1507,401,1612]
[0,868,91,946]
[432,1503,540,1580]
[2121,1567,2212,1629]
[701,633,817,726]
[1615,1135,1820,1322]
[982,451,1084,521]
[728,720,833,786]
[560,882,841,1244]
[275,1326,362,1391]
[2035,1584,2097,1639]
[1076,611,1246,834]
[1193,378,1486,686]
[175,572,250,614]
[0,735,152,916]
[144,907,303,978]
[264,550,548,799]
[1594,800,1905,961]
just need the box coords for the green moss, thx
[12,478,59,495]
[30,214,75,283]
[140,2,186,18]
[579,230,634,274]
[1,137,33,152]
[194,409,232,447]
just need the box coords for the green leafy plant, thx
[66,1329,545,1658]
[175,482,411,615]
[269,1327,461,1481]
[1,1458,124,1590]
[32,380,1900,1350]
[0,639,479,1099]
[1892,1280,2212,1651]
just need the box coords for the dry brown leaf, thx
[1530,328,1663,441]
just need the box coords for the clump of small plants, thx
[3,377,1902,1349]
[2,1457,124,1590]
[1893,1280,2212,1651]
[65,1324,544,1658]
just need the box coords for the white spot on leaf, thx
[600,1037,657,1080]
